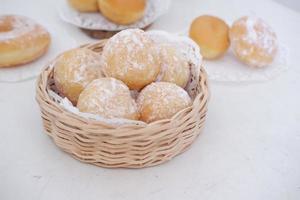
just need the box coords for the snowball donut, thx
[54,48,103,105]
[102,29,160,90]
[68,0,98,12]
[0,15,50,68]
[98,0,146,25]
[157,44,190,88]
[137,82,192,123]
[189,15,230,59]
[77,78,139,120]
[147,30,203,98]
[229,16,278,67]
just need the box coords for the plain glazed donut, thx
[68,0,99,12]
[0,15,50,68]
[98,0,146,25]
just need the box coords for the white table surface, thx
[1,0,300,199]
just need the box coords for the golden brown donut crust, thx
[68,0,99,12]
[0,15,50,68]
[189,15,230,59]
[98,0,146,25]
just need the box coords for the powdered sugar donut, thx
[137,82,191,123]
[229,16,278,67]
[0,15,50,68]
[54,48,103,104]
[156,44,190,88]
[77,77,139,120]
[147,30,202,98]
[102,29,160,90]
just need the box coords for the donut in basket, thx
[36,29,209,168]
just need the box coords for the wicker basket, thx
[35,40,209,168]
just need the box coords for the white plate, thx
[203,44,289,82]
[59,0,170,31]
[177,30,289,82]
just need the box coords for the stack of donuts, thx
[53,29,202,123]
[68,0,147,25]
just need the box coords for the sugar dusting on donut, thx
[244,17,276,52]
[71,51,101,85]
[147,30,202,68]
[146,30,202,98]
[0,15,44,42]
[102,29,157,80]
[77,78,139,120]
[137,82,191,122]
[53,48,103,104]
[0,15,51,68]
[59,96,146,126]
[101,29,161,90]
[54,49,102,86]
[230,16,278,67]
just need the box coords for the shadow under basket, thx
[35,40,209,169]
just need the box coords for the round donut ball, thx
[77,78,139,120]
[68,0,98,12]
[98,0,146,25]
[229,16,277,67]
[137,82,192,123]
[54,48,103,105]
[157,44,190,88]
[102,29,160,90]
[189,15,230,59]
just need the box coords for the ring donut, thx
[0,15,51,68]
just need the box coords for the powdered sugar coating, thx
[77,78,139,120]
[156,43,190,88]
[54,48,103,104]
[0,15,49,44]
[147,30,202,68]
[147,30,202,98]
[230,16,278,67]
[102,29,160,90]
[137,82,191,123]
[48,87,146,126]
